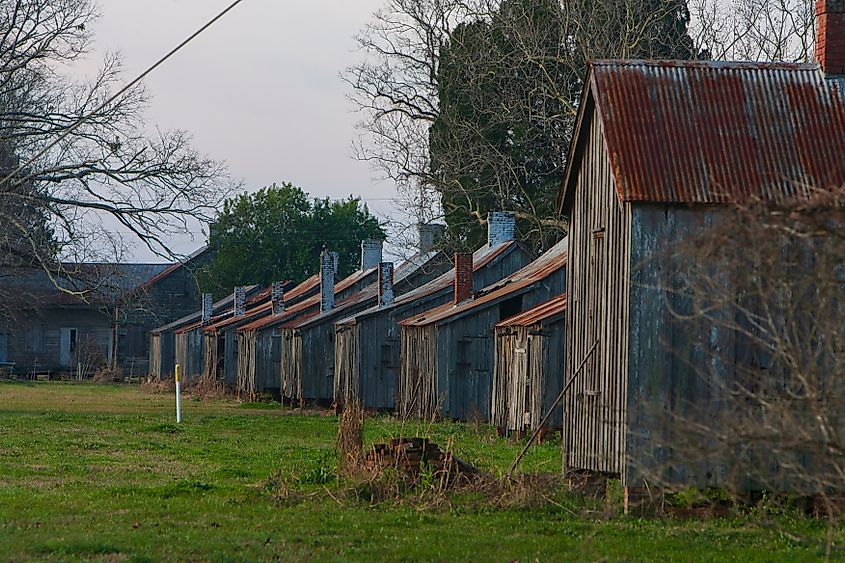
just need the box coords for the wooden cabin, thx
[149,286,259,380]
[333,213,533,411]
[558,55,845,491]
[200,285,278,388]
[283,249,451,406]
[492,295,566,433]
[234,274,323,399]
[399,238,567,422]
[232,242,385,401]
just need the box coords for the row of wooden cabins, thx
[149,216,568,433]
[149,2,845,497]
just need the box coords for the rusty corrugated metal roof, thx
[235,266,378,332]
[399,238,567,327]
[335,240,525,328]
[560,60,845,209]
[495,294,567,327]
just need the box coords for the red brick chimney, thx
[817,0,845,76]
[453,253,473,304]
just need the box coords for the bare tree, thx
[637,185,845,555]
[689,0,815,62]
[0,0,231,300]
[346,0,699,250]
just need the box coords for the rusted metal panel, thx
[400,239,567,328]
[560,60,845,211]
[497,295,567,327]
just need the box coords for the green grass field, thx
[0,382,835,561]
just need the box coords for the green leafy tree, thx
[198,183,385,298]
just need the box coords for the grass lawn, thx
[0,381,835,561]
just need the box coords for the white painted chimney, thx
[271,281,285,316]
[330,251,339,274]
[418,223,446,253]
[234,286,246,317]
[361,239,383,271]
[488,211,516,248]
[320,250,335,313]
[378,262,394,307]
[201,293,213,325]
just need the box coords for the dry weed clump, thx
[185,375,228,401]
[92,367,124,383]
[140,379,176,394]
[337,401,365,477]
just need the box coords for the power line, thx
[0,0,249,190]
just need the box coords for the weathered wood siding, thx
[493,318,565,432]
[280,328,302,403]
[335,245,534,412]
[3,308,112,373]
[626,204,735,488]
[334,324,359,403]
[564,113,632,476]
[149,333,162,379]
[175,327,204,384]
[237,331,256,398]
[149,331,176,380]
[399,325,438,419]
[437,309,499,422]
[297,322,341,404]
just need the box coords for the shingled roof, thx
[559,60,845,211]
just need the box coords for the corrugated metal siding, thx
[564,112,631,476]
[590,60,845,204]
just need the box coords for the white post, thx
[175,363,182,424]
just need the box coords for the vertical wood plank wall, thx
[399,325,438,419]
[564,114,631,476]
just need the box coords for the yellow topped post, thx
[174,363,182,423]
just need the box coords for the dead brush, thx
[140,379,175,394]
[186,373,228,401]
[92,367,124,383]
[337,400,365,477]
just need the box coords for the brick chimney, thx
[487,211,516,248]
[418,223,446,253]
[201,293,213,325]
[234,286,246,317]
[378,262,394,307]
[454,253,473,304]
[817,0,845,77]
[320,250,335,313]
[361,239,383,271]
[271,281,285,316]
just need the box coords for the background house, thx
[0,248,212,376]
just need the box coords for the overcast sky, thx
[84,0,396,261]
